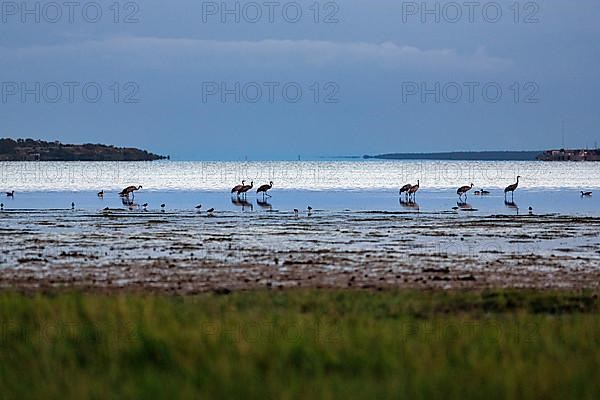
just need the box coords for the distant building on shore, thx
[536,149,600,161]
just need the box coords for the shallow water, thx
[0,160,598,215]
[0,189,598,216]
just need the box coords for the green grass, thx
[0,289,598,399]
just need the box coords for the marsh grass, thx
[0,290,598,399]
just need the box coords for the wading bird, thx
[237,181,253,198]
[256,181,273,199]
[408,180,420,200]
[119,185,142,198]
[504,176,520,200]
[399,183,412,198]
[231,180,245,196]
[6,191,14,197]
[581,191,592,197]
[97,190,104,197]
[457,183,474,200]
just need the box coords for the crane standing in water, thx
[457,183,474,200]
[256,181,273,199]
[504,176,520,200]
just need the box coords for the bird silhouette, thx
[457,183,474,200]
[237,181,253,198]
[407,180,420,199]
[119,185,142,198]
[399,183,412,198]
[231,180,245,196]
[504,176,520,200]
[256,181,273,199]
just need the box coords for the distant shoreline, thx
[363,151,543,161]
[0,138,168,161]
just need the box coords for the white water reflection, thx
[1,160,599,191]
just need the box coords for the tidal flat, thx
[1,209,598,293]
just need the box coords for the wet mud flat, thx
[1,209,599,293]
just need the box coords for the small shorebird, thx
[142,203,148,209]
[97,190,104,197]
[307,206,313,215]
[581,191,592,197]
[504,176,520,200]
[71,202,75,209]
[231,180,245,196]
[457,183,474,200]
[119,185,142,198]
[399,183,412,198]
[256,181,273,199]
[237,181,253,198]
[293,208,299,217]
[408,180,420,200]
[195,204,202,209]
[1,203,3,210]
[6,191,14,197]
[528,206,533,215]
[160,203,165,212]
[206,207,214,215]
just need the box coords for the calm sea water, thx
[1,160,599,215]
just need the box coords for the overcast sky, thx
[1,0,599,159]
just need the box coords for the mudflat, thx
[1,209,599,293]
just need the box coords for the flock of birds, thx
[399,176,524,201]
[0,175,594,214]
[397,175,593,214]
[92,180,290,216]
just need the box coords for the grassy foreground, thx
[0,289,598,399]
